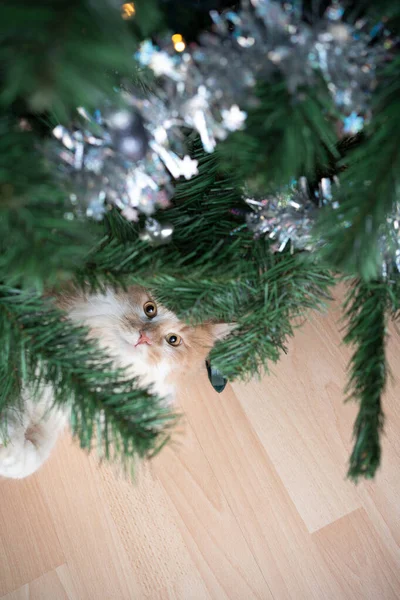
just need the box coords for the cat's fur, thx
[0,286,227,479]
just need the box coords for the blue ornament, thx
[343,112,364,134]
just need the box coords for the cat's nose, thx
[135,331,152,346]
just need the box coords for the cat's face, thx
[67,286,227,398]
[116,286,219,372]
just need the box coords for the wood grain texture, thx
[232,300,361,533]
[2,566,79,600]
[0,477,64,596]
[313,509,400,600]
[1,288,400,599]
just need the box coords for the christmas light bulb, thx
[121,2,135,20]
[171,33,186,52]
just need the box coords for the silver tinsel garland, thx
[49,0,396,244]
[245,177,334,252]
[246,177,400,275]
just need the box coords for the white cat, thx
[0,286,227,479]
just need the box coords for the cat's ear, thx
[211,322,236,341]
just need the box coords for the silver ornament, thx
[106,109,149,162]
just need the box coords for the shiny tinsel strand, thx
[246,176,400,278]
[245,177,324,253]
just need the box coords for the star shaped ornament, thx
[221,105,247,132]
[178,156,199,180]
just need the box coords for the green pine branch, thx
[218,79,339,193]
[0,285,175,466]
[0,0,157,120]
[317,56,400,280]
[210,250,333,379]
[76,143,245,291]
[343,280,388,480]
[0,121,97,289]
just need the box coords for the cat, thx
[0,286,229,479]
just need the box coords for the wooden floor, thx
[1,289,400,599]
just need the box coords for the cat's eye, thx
[166,333,182,347]
[143,301,157,318]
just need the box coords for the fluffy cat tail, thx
[0,395,67,480]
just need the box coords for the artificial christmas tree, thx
[0,0,399,479]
